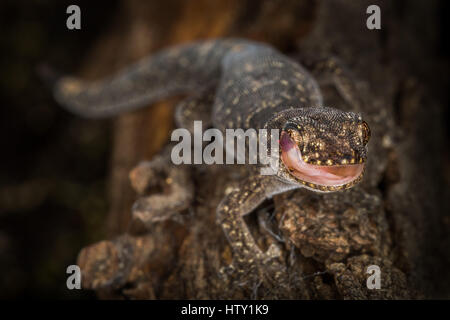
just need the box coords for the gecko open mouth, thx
[280,131,364,187]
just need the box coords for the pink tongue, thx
[280,132,363,186]
[282,146,345,180]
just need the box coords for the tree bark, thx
[76,0,449,299]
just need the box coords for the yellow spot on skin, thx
[341,159,348,165]
[244,63,254,72]
[316,160,321,165]
[60,78,82,94]
[308,183,315,188]
[359,158,363,163]
[280,92,292,100]
[326,159,333,165]
[350,158,355,164]
[272,61,284,68]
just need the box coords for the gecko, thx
[42,38,370,289]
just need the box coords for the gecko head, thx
[279,107,370,192]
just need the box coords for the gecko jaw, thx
[280,131,364,190]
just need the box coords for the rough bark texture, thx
[75,0,449,299]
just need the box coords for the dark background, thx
[0,0,120,299]
[0,0,448,299]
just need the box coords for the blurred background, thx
[0,0,448,299]
[0,0,119,299]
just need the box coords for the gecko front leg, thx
[217,172,298,293]
[129,148,194,228]
[129,89,216,228]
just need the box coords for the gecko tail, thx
[37,63,104,118]
[39,39,250,118]
[37,62,128,118]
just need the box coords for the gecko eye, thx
[361,121,371,145]
[282,122,300,132]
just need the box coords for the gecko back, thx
[46,38,322,127]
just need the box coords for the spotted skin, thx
[174,89,215,133]
[50,39,370,290]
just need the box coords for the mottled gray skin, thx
[51,38,370,288]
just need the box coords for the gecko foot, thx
[216,175,293,297]
[129,153,194,229]
[223,244,289,298]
